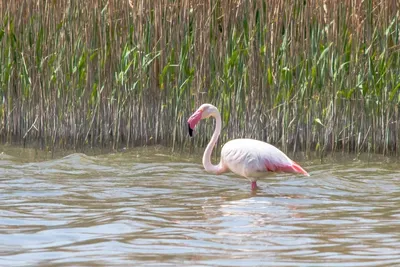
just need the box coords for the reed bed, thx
[0,0,399,156]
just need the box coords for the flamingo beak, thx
[187,109,203,137]
[188,123,193,137]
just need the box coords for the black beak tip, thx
[188,123,193,137]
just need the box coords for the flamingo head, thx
[187,104,217,137]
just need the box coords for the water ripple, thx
[0,149,399,266]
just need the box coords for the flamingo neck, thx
[202,111,223,174]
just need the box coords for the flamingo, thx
[187,103,309,190]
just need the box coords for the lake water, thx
[0,146,399,267]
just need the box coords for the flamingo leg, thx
[251,181,257,190]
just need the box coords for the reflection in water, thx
[0,147,400,266]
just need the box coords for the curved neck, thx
[202,111,223,174]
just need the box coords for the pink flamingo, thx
[188,103,309,190]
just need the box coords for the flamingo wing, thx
[221,139,309,179]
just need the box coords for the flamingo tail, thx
[290,161,310,176]
[265,160,310,176]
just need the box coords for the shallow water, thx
[1,146,400,267]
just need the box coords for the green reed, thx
[0,0,399,156]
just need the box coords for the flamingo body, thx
[221,139,308,181]
[188,103,309,190]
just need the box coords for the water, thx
[1,146,400,267]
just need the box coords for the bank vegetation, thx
[0,0,399,156]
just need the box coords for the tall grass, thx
[0,0,399,156]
